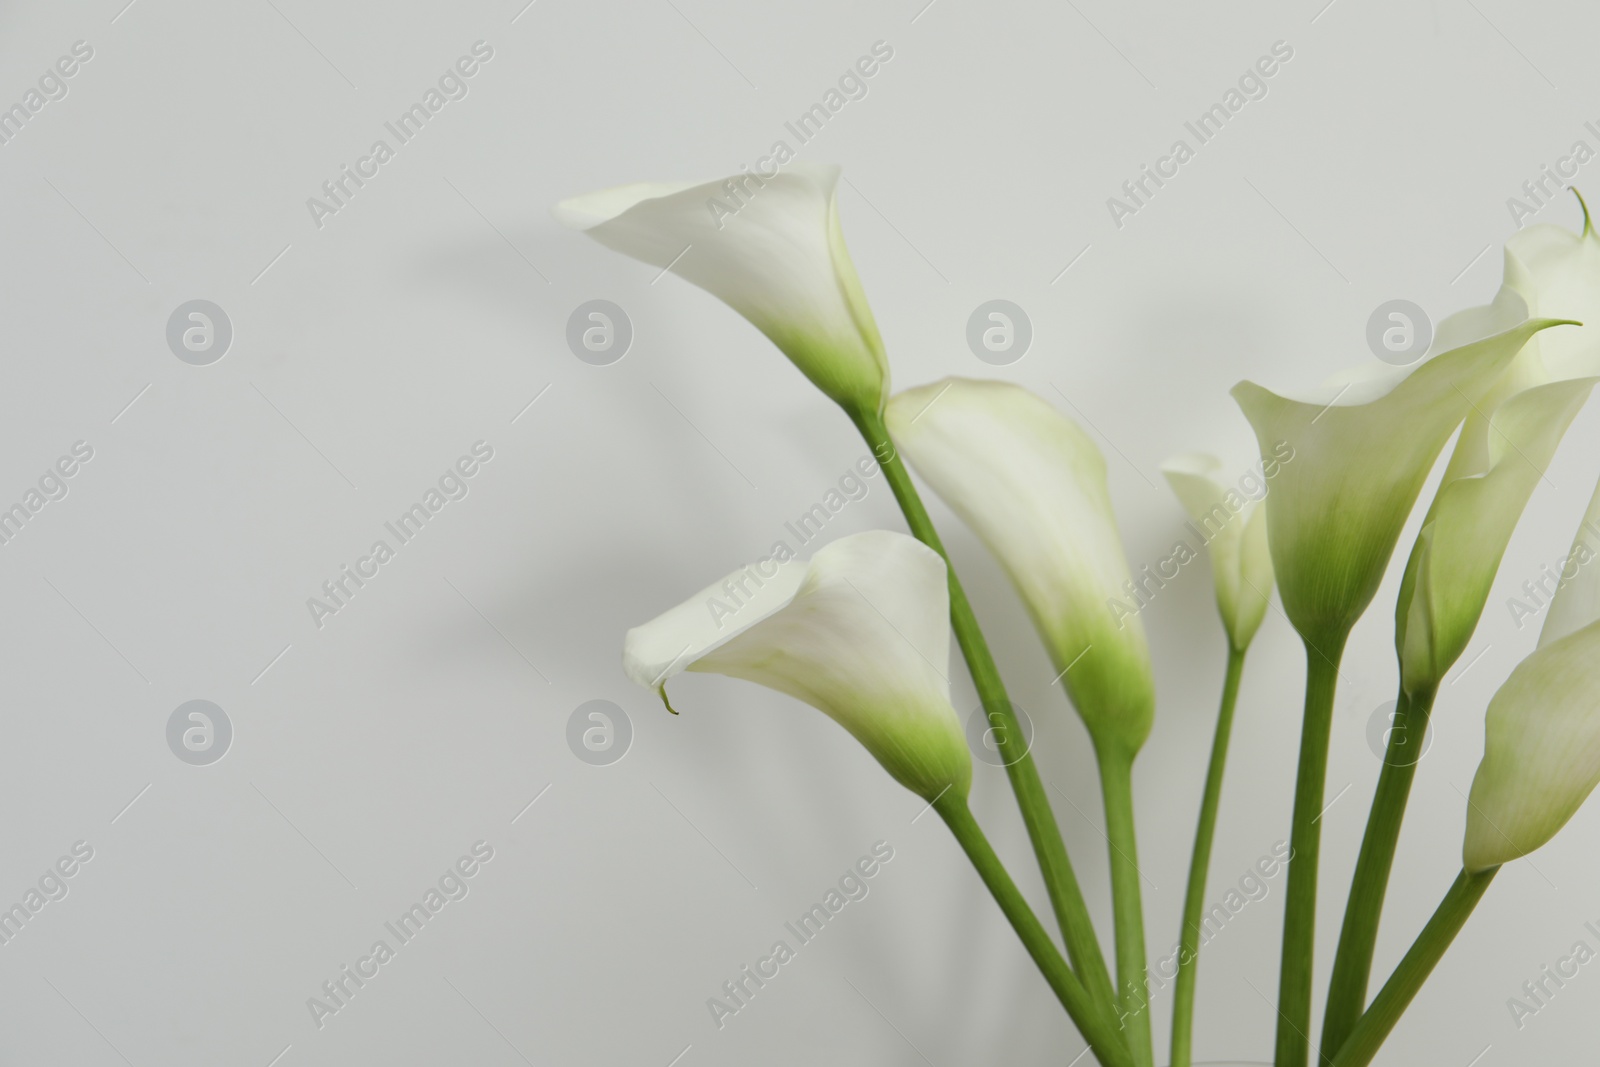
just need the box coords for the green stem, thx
[852,407,1123,1036]
[1320,684,1438,1060]
[1274,633,1349,1067]
[1098,746,1153,1067]
[1329,868,1498,1067]
[1170,644,1247,1067]
[935,794,1135,1067]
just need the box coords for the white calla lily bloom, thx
[1397,209,1600,694]
[623,530,970,802]
[1464,472,1600,871]
[886,378,1155,757]
[1161,453,1276,651]
[1233,298,1573,649]
[554,161,888,414]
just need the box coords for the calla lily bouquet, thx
[556,163,1600,1067]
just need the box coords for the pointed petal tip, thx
[1519,314,1584,329]
[550,194,610,231]
[1229,379,1278,419]
[551,179,704,231]
[554,162,850,233]
[1158,451,1222,478]
[799,159,843,185]
[886,376,1004,435]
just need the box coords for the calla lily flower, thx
[1160,453,1277,652]
[1397,210,1600,694]
[885,378,1154,757]
[554,161,888,414]
[1232,303,1574,650]
[1464,473,1600,871]
[622,530,970,802]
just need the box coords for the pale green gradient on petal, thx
[1540,473,1600,649]
[1397,378,1596,692]
[1395,212,1600,692]
[1231,311,1573,648]
[554,162,888,413]
[1500,202,1600,385]
[1464,457,1600,871]
[1464,617,1600,871]
[623,530,971,802]
[886,378,1155,756]
[1161,452,1276,651]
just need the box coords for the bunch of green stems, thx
[856,399,1499,1067]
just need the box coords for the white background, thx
[0,0,1597,1064]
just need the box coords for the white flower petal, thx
[1289,288,1528,408]
[1160,452,1276,650]
[550,180,701,230]
[1503,207,1600,382]
[1398,377,1597,690]
[1540,472,1600,648]
[622,556,807,692]
[887,378,1154,755]
[1464,617,1600,871]
[623,530,969,800]
[1232,311,1569,647]
[554,162,887,413]
[1393,212,1600,691]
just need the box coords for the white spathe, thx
[1161,453,1275,651]
[622,530,970,802]
[1464,473,1600,871]
[1232,292,1572,649]
[554,162,888,413]
[1398,209,1600,694]
[886,378,1155,757]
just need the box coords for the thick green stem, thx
[1170,644,1247,1067]
[852,407,1123,1037]
[1329,868,1498,1067]
[1098,746,1153,1067]
[1274,633,1349,1067]
[935,794,1135,1067]
[1320,685,1438,1060]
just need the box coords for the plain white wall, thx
[0,0,1596,1063]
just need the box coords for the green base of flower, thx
[851,403,1125,1045]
